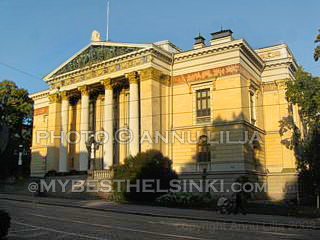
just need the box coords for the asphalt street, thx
[0,198,319,240]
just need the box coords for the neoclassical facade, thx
[30,30,299,200]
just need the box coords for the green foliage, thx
[0,80,32,129]
[113,150,177,202]
[314,30,320,61]
[280,68,320,189]
[155,192,217,208]
[286,69,320,127]
[0,80,33,179]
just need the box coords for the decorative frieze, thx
[34,106,48,116]
[47,49,168,91]
[173,64,240,84]
[258,50,281,60]
[52,45,142,78]
[48,54,152,90]
[262,80,287,92]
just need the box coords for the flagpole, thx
[106,1,110,42]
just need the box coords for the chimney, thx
[192,34,206,50]
[209,29,233,46]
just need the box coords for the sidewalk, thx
[0,177,101,200]
[1,193,319,230]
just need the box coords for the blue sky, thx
[0,0,319,93]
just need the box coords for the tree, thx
[114,150,177,202]
[280,68,320,205]
[0,80,33,180]
[314,30,320,61]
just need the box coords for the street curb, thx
[1,196,319,231]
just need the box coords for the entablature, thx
[45,45,173,91]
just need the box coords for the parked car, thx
[0,210,10,239]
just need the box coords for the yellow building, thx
[30,29,299,200]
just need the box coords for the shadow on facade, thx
[278,116,302,205]
[177,112,270,202]
[30,146,103,178]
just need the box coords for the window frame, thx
[192,83,213,125]
[197,135,211,162]
[196,88,211,118]
[249,85,257,125]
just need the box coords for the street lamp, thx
[18,144,23,166]
[86,134,102,175]
[17,144,23,179]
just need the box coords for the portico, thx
[47,71,149,172]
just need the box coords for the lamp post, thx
[17,144,23,179]
[86,134,102,176]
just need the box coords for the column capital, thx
[101,78,113,90]
[60,91,69,100]
[78,85,89,96]
[48,93,60,103]
[138,67,161,81]
[126,71,139,84]
[160,74,171,85]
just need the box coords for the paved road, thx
[0,198,319,240]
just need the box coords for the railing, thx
[93,170,114,180]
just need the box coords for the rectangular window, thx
[198,136,211,162]
[196,88,211,123]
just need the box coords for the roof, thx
[44,41,153,81]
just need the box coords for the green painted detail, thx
[53,45,142,77]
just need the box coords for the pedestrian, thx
[202,168,208,192]
[234,189,247,215]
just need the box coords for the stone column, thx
[58,91,69,172]
[139,67,163,152]
[78,86,89,171]
[47,93,61,172]
[101,79,113,169]
[127,72,140,156]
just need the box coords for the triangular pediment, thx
[45,42,151,80]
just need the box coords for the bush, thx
[114,150,177,202]
[0,210,10,238]
[155,192,217,209]
[44,170,57,178]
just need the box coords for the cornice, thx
[174,39,264,73]
[47,48,152,83]
[46,46,173,90]
[174,41,243,62]
[239,42,265,72]
[263,59,294,70]
[256,43,298,72]
[29,90,49,100]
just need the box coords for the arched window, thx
[198,135,211,162]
